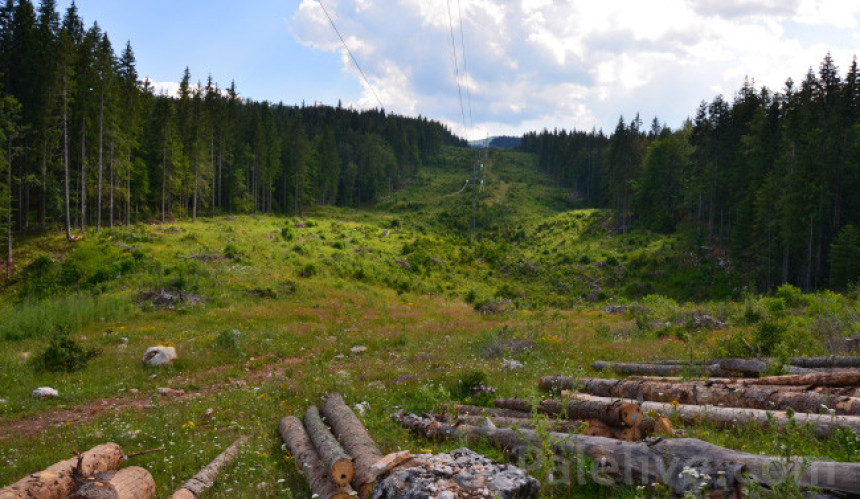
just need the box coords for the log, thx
[67,467,155,499]
[304,406,355,487]
[320,393,382,498]
[393,414,860,496]
[638,416,674,437]
[456,414,589,434]
[279,416,352,499]
[736,371,860,388]
[0,443,125,499]
[591,361,730,377]
[169,437,247,499]
[574,377,860,416]
[455,404,532,419]
[718,358,820,376]
[494,397,642,427]
[790,356,860,369]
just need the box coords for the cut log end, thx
[331,458,355,486]
[618,403,643,428]
[580,419,614,438]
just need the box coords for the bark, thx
[575,392,860,438]
[790,356,860,369]
[591,361,730,377]
[169,437,247,499]
[718,358,818,376]
[572,377,860,416]
[97,88,103,233]
[456,414,586,434]
[63,73,71,241]
[68,466,155,499]
[304,406,355,486]
[0,443,124,499]
[494,397,643,428]
[279,416,352,499]
[5,134,11,280]
[734,371,860,388]
[320,393,383,498]
[454,404,532,419]
[638,416,674,437]
[394,414,860,496]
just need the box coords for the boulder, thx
[142,346,177,366]
[372,448,539,499]
[32,387,59,399]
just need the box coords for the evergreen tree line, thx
[0,0,461,276]
[520,54,860,292]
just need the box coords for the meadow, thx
[1,147,858,497]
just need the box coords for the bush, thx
[281,227,295,241]
[213,329,241,352]
[223,243,242,260]
[36,327,100,372]
[775,284,804,308]
[448,370,495,405]
[752,319,787,356]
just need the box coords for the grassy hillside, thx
[1,146,858,497]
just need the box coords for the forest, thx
[521,54,860,292]
[0,0,462,273]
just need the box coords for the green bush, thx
[36,327,100,372]
[752,319,787,355]
[213,329,241,352]
[281,227,295,241]
[775,284,804,308]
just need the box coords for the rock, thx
[333,354,345,360]
[120,337,129,344]
[690,312,725,329]
[604,304,628,315]
[382,229,389,237]
[202,408,215,419]
[502,359,524,370]
[156,387,185,397]
[32,387,59,399]
[0,398,7,404]
[372,448,539,499]
[351,345,368,354]
[129,388,139,394]
[142,346,177,366]
[18,352,30,361]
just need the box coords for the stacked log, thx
[320,393,383,497]
[592,356,860,378]
[67,467,156,499]
[279,416,354,499]
[169,437,247,499]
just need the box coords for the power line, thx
[317,0,384,110]
[445,0,467,131]
[456,0,474,129]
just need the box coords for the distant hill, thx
[468,136,522,149]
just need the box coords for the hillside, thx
[1,146,859,497]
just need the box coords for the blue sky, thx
[62,1,860,140]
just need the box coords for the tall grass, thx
[0,292,132,341]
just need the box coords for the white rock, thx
[502,359,524,370]
[350,345,367,354]
[32,387,59,399]
[142,346,177,366]
[120,337,129,344]
[18,352,30,361]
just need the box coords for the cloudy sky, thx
[62,1,859,139]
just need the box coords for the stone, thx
[502,359,524,370]
[32,387,59,399]
[372,448,539,499]
[17,352,30,361]
[142,346,177,366]
[129,388,139,394]
[351,345,368,354]
[156,387,186,397]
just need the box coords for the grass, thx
[0,146,858,497]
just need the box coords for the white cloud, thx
[290,0,859,139]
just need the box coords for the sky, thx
[59,1,860,140]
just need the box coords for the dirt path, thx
[0,357,304,441]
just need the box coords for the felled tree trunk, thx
[638,416,674,437]
[494,397,642,427]
[573,392,860,438]
[169,437,247,499]
[455,404,532,419]
[736,371,860,387]
[718,358,821,376]
[304,406,355,486]
[0,443,124,499]
[591,361,730,377]
[790,356,860,368]
[279,416,352,499]
[320,393,382,498]
[68,467,155,499]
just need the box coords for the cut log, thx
[736,371,860,388]
[0,443,124,499]
[614,426,642,442]
[455,404,532,419]
[393,414,860,496]
[638,416,674,437]
[456,414,588,434]
[369,451,411,476]
[580,419,613,438]
[279,416,352,499]
[169,437,247,499]
[574,377,860,416]
[67,466,155,499]
[304,406,355,487]
[320,393,382,498]
[718,358,821,376]
[591,361,730,377]
[790,356,860,369]
[494,397,642,427]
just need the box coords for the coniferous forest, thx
[521,54,860,292]
[0,0,461,259]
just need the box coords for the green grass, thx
[1,146,858,497]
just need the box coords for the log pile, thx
[591,356,860,377]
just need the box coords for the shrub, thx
[281,227,295,241]
[213,329,241,352]
[223,243,242,260]
[36,327,100,372]
[775,284,804,308]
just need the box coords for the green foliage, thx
[774,284,804,308]
[829,225,860,290]
[281,227,295,241]
[223,243,242,260]
[447,370,496,405]
[0,292,131,341]
[213,329,241,353]
[36,327,100,372]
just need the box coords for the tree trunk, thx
[718,358,822,376]
[571,377,860,415]
[731,370,860,387]
[576,392,860,438]
[40,138,46,230]
[320,393,383,498]
[6,134,11,280]
[494,397,642,428]
[638,416,674,437]
[0,443,124,499]
[109,139,114,229]
[304,406,354,487]
[455,404,532,419]
[81,115,86,235]
[161,146,166,224]
[591,361,730,377]
[456,414,587,434]
[97,88,103,233]
[279,416,352,499]
[64,74,71,241]
[68,466,155,499]
[790,356,860,369]
[125,151,130,226]
[169,437,247,499]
